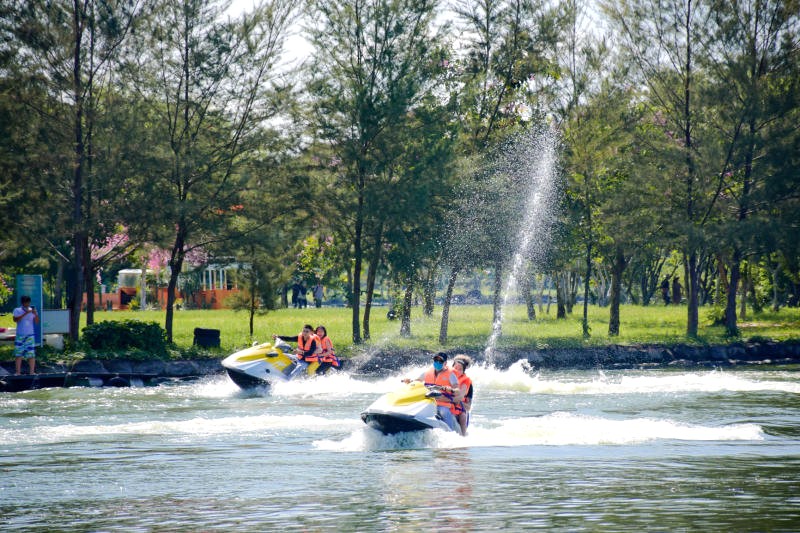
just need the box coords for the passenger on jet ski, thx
[452,354,474,435]
[272,324,322,375]
[315,325,340,373]
[402,352,462,433]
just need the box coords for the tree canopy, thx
[1,0,798,345]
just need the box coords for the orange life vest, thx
[297,333,321,363]
[454,373,473,415]
[318,336,339,367]
[423,368,457,413]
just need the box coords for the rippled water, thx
[2,362,799,531]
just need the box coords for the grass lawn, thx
[3,303,798,359]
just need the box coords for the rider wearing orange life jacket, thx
[451,354,474,435]
[315,325,340,372]
[272,324,321,363]
[404,352,462,433]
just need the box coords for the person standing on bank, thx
[13,296,39,375]
[313,282,324,308]
[672,276,682,305]
[660,277,671,305]
[298,282,308,309]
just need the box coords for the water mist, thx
[484,128,560,362]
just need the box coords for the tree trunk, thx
[739,261,748,320]
[582,243,592,338]
[400,278,413,337]
[566,271,578,314]
[248,263,256,338]
[423,267,436,317]
[522,270,535,321]
[351,183,365,344]
[67,4,87,341]
[555,275,566,319]
[771,264,781,311]
[280,284,288,308]
[362,230,383,341]
[164,226,187,344]
[439,267,459,345]
[724,253,740,336]
[687,251,699,337]
[492,262,503,325]
[538,274,546,314]
[608,247,626,336]
[681,0,700,338]
[84,258,95,326]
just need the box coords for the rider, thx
[451,354,474,435]
[315,325,340,373]
[404,352,462,433]
[272,324,321,365]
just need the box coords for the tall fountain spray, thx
[484,128,560,362]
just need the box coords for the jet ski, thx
[361,382,461,435]
[221,339,321,390]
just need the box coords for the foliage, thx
[0,273,11,307]
[305,0,451,342]
[81,319,169,357]
[1,0,798,352]
[123,0,297,342]
[296,235,337,283]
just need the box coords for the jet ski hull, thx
[225,366,274,390]
[221,341,314,390]
[361,411,444,434]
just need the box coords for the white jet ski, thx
[361,382,461,434]
[221,339,322,390]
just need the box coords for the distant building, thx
[83,260,244,310]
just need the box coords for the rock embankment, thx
[346,339,800,375]
[2,340,798,379]
[0,358,223,379]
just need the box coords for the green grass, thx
[3,303,798,360]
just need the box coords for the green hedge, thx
[81,320,169,357]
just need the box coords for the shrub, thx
[81,319,169,357]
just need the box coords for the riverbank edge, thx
[3,339,799,379]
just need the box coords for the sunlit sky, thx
[225,0,606,70]
[226,0,312,67]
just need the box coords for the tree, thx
[438,0,564,344]
[127,0,295,341]
[603,0,716,337]
[305,0,445,343]
[557,0,619,338]
[703,0,800,335]
[3,0,146,337]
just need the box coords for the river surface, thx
[2,362,799,531]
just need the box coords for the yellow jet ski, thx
[361,381,461,434]
[221,339,321,390]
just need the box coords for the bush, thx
[81,320,169,357]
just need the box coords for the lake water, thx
[2,361,799,531]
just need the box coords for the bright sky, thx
[226,0,313,67]
[225,0,608,71]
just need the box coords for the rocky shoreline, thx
[4,339,797,380]
[347,339,800,375]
